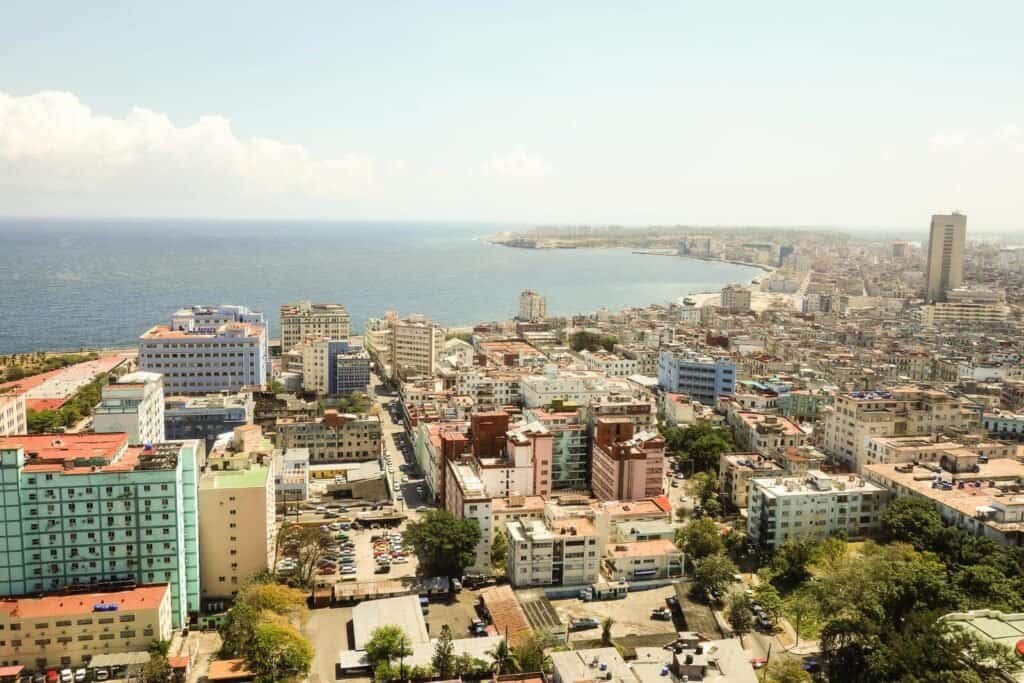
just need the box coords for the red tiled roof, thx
[650,495,672,513]
[26,398,67,412]
[0,584,168,619]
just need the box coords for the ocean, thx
[0,219,760,354]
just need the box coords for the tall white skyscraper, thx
[925,213,966,302]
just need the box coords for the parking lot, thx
[553,585,681,642]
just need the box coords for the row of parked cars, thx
[321,529,358,577]
[373,530,409,573]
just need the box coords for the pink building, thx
[590,417,665,501]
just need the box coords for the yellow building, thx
[0,584,173,671]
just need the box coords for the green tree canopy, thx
[486,638,520,674]
[491,529,508,571]
[726,593,754,638]
[678,517,725,561]
[881,496,944,550]
[569,331,617,353]
[432,625,455,679]
[691,552,737,600]
[404,510,482,577]
[365,625,413,668]
[249,617,314,683]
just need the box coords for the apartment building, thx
[520,368,609,409]
[443,462,492,571]
[590,418,665,502]
[491,495,546,546]
[746,471,889,549]
[863,435,1019,469]
[727,411,807,458]
[390,314,445,379]
[505,517,601,588]
[721,284,752,312]
[864,456,1024,547]
[657,348,736,405]
[275,410,382,463]
[523,407,589,491]
[93,372,165,446]
[579,351,639,377]
[0,434,202,627]
[983,411,1024,440]
[199,458,275,602]
[583,393,657,431]
[138,305,269,394]
[273,448,310,503]
[819,387,980,472]
[603,539,683,581]
[454,371,522,411]
[335,344,371,394]
[924,212,966,303]
[718,453,783,510]
[0,584,173,672]
[517,290,547,321]
[164,392,254,450]
[0,393,26,437]
[919,299,1009,327]
[279,301,350,352]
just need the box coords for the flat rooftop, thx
[201,465,270,490]
[352,595,429,649]
[0,584,168,619]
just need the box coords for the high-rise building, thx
[0,434,202,627]
[390,314,445,379]
[0,392,27,437]
[93,371,166,445]
[518,290,547,321]
[720,284,752,312]
[138,305,269,394]
[924,213,967,302]
[590,418,665,501]
[279,301,351,353]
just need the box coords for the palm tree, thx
[486,638,520,675]
[600,617,614,647]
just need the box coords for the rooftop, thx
[606,539,681,558]
[479,585,531,646]
[0,584,168,619]
[352,595,429,650]
[201,464,270,490]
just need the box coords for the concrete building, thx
[518,289,547,321]
[864,457,1024,547]
[164,392,254,451]
[93,372,166,446]
[443,463,492,571]
[520,368,609,409]
[591,418,665,502]
[279,301,350,353]
[746,470,889,549]
[0,434,202,627]
[919,287,1010,326]
[138,305,269,394]
[657,348,736,405]
[275,410,382,463]
[819,387,980,472]
[579,351,639,377]
[720,284,752,312]
[523,407,589,491]
[941,610,1024,683]
[273,448,310,503]
[0,392,26,437]
[727,411,806,458]
[505,517,601,587]
[0,584,173,672]
[863,435,1018,470]
[603,539,683,581]
[983,411,1024,440]
[199,442,275,602]
[335,344,371,394]
[718,453,783,511]
[925,212,967,302]
[390,314,446,379]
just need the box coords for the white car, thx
[341,565,357,574]
[74,670,86,683]
[60,670,73,683]
[392,556,409,564]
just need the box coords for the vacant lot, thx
[552,585,679,643]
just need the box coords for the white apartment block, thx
[444,463,492,571]
[279,301,350,352]
[298,337,333,395]
[521,368,608,408]
[819,387,979,473]
[138,305,269,394]
[746,471,889,549]
[505,517,601,588]
[454,371,522,411]
[518,290,547,321]
[0,392,27,436]
[579,351,640,377]
[93,371,166,445]
[391,314,446,379]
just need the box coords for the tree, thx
[662,422,734,474]
[678,517,724,562]
[726,593,754,640]
[686,471,718,504]
[487,638,519,674]
[249,617,314,683]
[140,654,172,683]
[691,552,737,600]
[404,510,482,577]
[454,654,492,677]
[766,659,812,683]
[432,625,456,679]
[785,589,818,648]
[513,629,555,673]
[881,496,944,550]
[268,379,286,394]
[752,582,784,625]
[219,581,309,661]
[600,617,614,647]
[569,331,617,353]
[769,537,820,588]
[365,625,413,669]
[491,529,508,571]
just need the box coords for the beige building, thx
[925,212,966,302]
[505,517,601,587]
[199,459,275,601]
[275,410,382,463]
[721,284,752,312]
[919,287,1009,326]
[0,392,26,437]
[863,435,1018,470]
[279,301,350,352]
[92,371,166,445]
[719,453,783,510]
[819,387,979,473]
[603,538,684,581]
[391,314,446,379]
[0,584,173,671]
[518,290,547,321]
[297,336,333,395]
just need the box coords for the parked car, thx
[650,607,672,621]
[569,618,600,632]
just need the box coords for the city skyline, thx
[1,2,1022,228]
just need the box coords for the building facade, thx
[93,372,166,446]
[0,434,202,627]
[517,290,547,321]
[279,301,350,353]
[590,418,665,502]
[138,305,269,394]
[0,393,27,437]
[505,517,600,587]
[164,392,254,451]
[335,345,371,394]
[275,410,382,463]
[657,348,736,405]
[721,284,752,312]
[924,213,967,302]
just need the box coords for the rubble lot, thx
[424,589,482,639]
[553,585,680,643]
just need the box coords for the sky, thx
[0,1,1022,230]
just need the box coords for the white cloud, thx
[480,149,552,182]
[0,90,379,200]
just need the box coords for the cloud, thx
[0,90,379,200]
[480,149,552,182]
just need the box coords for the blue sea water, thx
[0,219,760,354]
